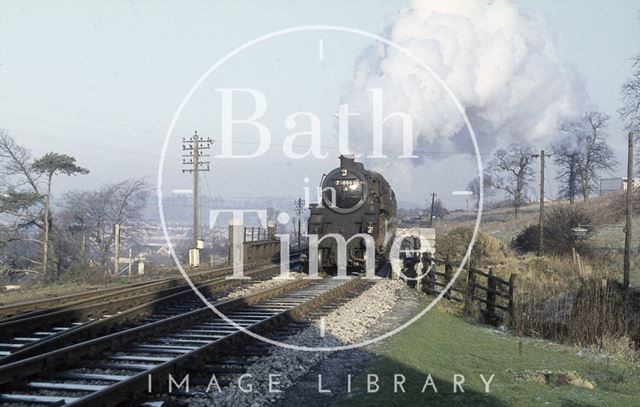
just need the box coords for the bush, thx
[437,226,509,266]
[512,225,540,253]
[512,205,592,255]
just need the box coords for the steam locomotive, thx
[307,155,397,274]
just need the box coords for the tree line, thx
[0,131,149,283]
[468,54,640,216]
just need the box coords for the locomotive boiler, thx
[307,155,397,274]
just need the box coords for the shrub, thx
[512,205,592,255]
[512,225,539,253]
[437,226,509,266]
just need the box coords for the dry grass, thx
[509,255,639,355]
[436,226,512,267]
[432,192,640,369]
[591,335,640,369]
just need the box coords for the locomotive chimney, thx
[339,154,355,168]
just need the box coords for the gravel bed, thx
[220,272,306,300]
[182,278,411,406]
[276,281,422,407]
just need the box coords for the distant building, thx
[600,178,623,196]
[623,177,640,190]
[599,177,640,195]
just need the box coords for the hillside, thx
[436,191,640,255]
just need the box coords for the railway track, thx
[0,255,301,319]
[0,276,362,406]
[0,263,287,364]
[143,279,375,406]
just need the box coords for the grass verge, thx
[339,305,639,406]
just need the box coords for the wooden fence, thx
[407,258,516,326]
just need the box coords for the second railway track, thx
[0,254,304,320]
[0,276,364,406]
[0,259,301,364]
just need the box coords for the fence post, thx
[415,257,423,293]
[486,267,497,325]
[444,263,453,299]
[464,266,476,313]
[426,261,436,294]
[508,274,516,325]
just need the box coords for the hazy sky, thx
[1,0,639,210]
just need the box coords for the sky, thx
[0,0,639,211]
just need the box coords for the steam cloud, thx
[342,0,586,160]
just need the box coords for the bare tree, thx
[0,131,41,193]
[559,112,617,202]
[0,132,43,266]
[467,174,494,209]
[60,179,150,274]
[488,144,535,218]
[619,53,640,173]
[552,139,581,204]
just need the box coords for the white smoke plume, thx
[342,0,586,162]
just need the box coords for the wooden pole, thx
[193,132,200,250]
[508,274,516,325]
[113,223,120,275]
[81,231,86,265]
[128,248,132,277]
[486,267,497,324]
[465,266,476,312]
[623,132,634,289]
[444,263,453,299]
[428,193,436,228]
[537,150,545,256]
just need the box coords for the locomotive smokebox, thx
[308,155,397,275]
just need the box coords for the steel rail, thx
[0,277,362,405]
[0,263,287,364]
[0,252,302,319]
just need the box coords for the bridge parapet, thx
[228,222,280,265]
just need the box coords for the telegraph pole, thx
[623,132,634,290]
[182,131,212,254]
[128,248,132,277]
[537,150,545,256]
[113,223,120,275]
[428,193,436,228]
[294,198,305,248]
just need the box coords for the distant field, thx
[436,203,540,243]
[340,306,640,406]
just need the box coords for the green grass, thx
[586,215,640,250]
[339,307,639,406]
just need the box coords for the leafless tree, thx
[467,174,494,209]
[0,130,41,193]
[60,179,150,273]
[488,144,535,218]
[619,53,640,173]
[552,139,581,204]
[0,131,43,268]
[559,111,617,202]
